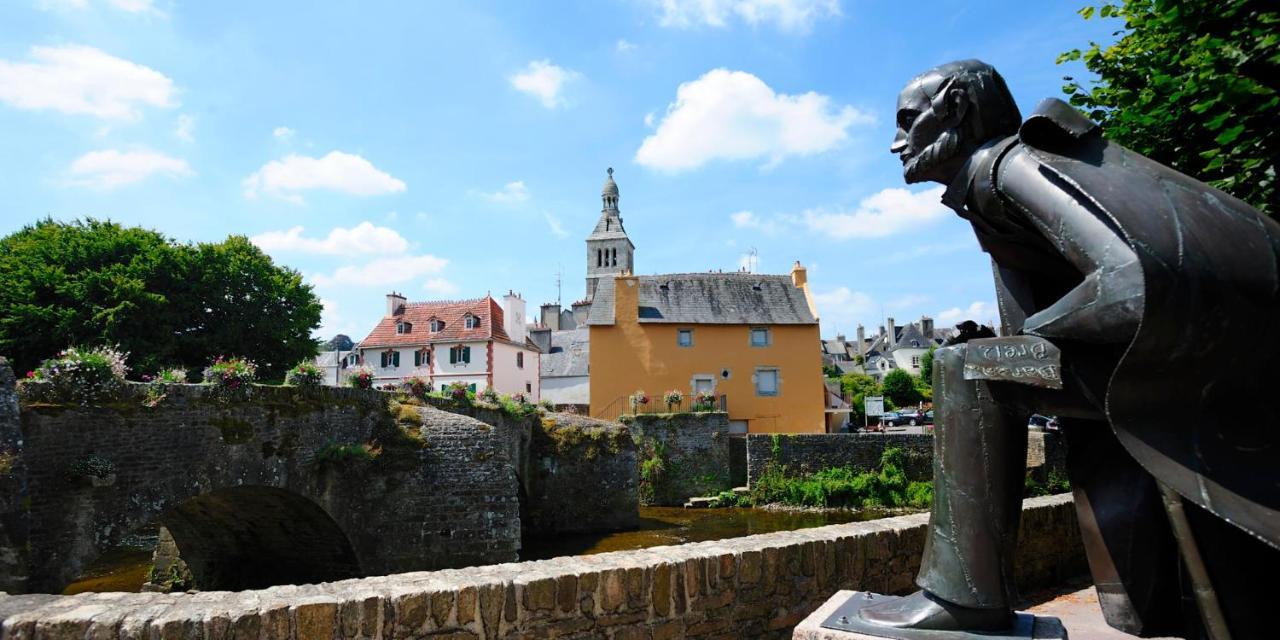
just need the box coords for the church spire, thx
[602,167,619,212]
[585,167,634,302]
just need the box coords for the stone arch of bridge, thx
[153,485,361,591]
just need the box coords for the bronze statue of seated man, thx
[849,60,1280,639]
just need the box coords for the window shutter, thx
[414,351,421,367]
[450,347,457,364]
[380,352,387,368]
[463,346,471,363]
[392,352,400,367]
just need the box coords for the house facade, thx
[823,316,952,381]
[354,292,541,398]
[587,263,825,434]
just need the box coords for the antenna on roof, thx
[555,264,562,306]
[747,247,758,273]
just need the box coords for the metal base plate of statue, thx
[794,592,1067,640]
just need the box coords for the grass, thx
[738,447,934,510]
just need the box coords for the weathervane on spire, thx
[607,167,613,177]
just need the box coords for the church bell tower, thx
[585,167,635,301]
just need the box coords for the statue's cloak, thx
[1017,99,1280,549]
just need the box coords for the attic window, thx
[752,283,763,291]
[396,322,412,334]
[464,314,480,329]
[430,319,444,332]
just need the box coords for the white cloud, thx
[242,151,406,204]
[887,294,931,309]
[635,69,871,171]
[250,222,410,257]
[653,0,840,33]
[38,0,156,13]
[424,278,460,296]
[545,213,569,238]
[174,113,194,142]
[509,59,580,109]
[66,148,191,189]
[643,112,656,128]
[272,126,295,140]
[616,39,637,52]
[812,286,876,329]
[311,255,448,287]
[479,180,530,204]
[730,210,781,234]
[936,301,999,327]
[0,45,175,120]
[801,186,949,239]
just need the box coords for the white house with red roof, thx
[353,291,541,398]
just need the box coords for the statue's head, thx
[891,60,1022,185]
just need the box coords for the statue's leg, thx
[859,344,1028,631]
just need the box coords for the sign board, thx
[962,336,1063,390]
[864,396,885,417]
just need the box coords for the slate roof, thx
[586,273,817,326]
[359,296,510,348]
[540,328,590,378]
[894,322,930,349]
[587,211,632,242]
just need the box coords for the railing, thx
[592,393,727,421]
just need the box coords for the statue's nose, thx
[890,131,908,154]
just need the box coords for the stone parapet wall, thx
[621,412,731,506]
[748,432,1069,486]
[0,495,1086,639]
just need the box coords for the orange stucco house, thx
[586,263,825,433]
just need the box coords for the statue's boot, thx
[857,590,1014,631]
[860,344,1028,631]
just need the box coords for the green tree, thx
[919,345,937,383]
[882,369,923,408]
[822,362,841,379]
[1059,1,1279,215]
[840,372,896,422]
[0,219,322,379]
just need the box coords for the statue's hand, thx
[1021,260,1143,343]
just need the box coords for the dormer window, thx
[396,321,412,334]
[430,319,444,332]
[464,314,480,329]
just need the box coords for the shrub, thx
[499,392,537,418]
[315,442,376,466]
[401,375,430,398]
[32,345,129,405]
[202,356,257,399]
[745,447,931,510]
[447,381,471,404]
[477,387,500,404]
[146,367,187,384]
[692,391,716,411]
[346,365,375,389]
[284,361,323,386]
[662,389,684,411]
[539,398,555,411]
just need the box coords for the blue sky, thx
[0,0,1118,343]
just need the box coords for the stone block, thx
[792,592,1068,640]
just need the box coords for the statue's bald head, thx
[892,60,1022,185]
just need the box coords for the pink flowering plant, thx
[285,361,324,387]
[402,375,430,398]
[692,391,717,412]
[151,367,188,384]
[629,389,650,413]
[662,389,684,411]
[447,381,472,404]
[32,345,129,405]
[477,387,500,405]
[345,365,375,389]
[202,356,257,399]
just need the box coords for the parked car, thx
[896,409,927,426]
[1028,414,1060,430]
[877,411,902,427]
[922,409,934,425]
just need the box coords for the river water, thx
[62,506,889,594]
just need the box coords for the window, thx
[677,329,693,347]
[396,322,412,334]
[755,368,779,396]
[380,351,400,368]
[516,352,524,368]
[449,345,471,365]
[911,356,920,367]
[597,249,602,267]
[750,327,771,347]
[430,319,444,332]
[414,350,431,367]
[525,383,532,393]
[464,314,480,329]
[692,376,714,395]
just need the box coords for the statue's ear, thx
[929,77,968,127]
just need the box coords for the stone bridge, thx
[0,359,637,596]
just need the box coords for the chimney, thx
[386,292,406,318]
[540,303,562,331]
[613,274,640,324]
[856,325,866,360]
[886,317,896,347]
[790,260,807,288]
[836,334,845,343]
[921,315,934,339]
[503,291,527,343]
[528,326,551,353]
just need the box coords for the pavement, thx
[1023,582,1183,639]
